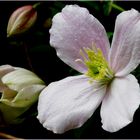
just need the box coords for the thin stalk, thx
[23,43,34,72]
[0,132,23,139]
[111,3,125,12]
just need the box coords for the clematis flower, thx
[37,5,140,133]
[0,65,45,124]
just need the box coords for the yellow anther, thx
[78,46,114,84]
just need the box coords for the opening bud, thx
[0,65,46,125]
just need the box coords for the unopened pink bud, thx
[7,5,37,37]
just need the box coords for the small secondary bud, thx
[7,5,37,37]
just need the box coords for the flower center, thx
[77,45,114,84]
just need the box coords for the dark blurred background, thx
[0,1,140,139]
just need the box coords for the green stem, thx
[111,3,125,12]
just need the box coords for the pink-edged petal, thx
[109,9,140,76]
[0,65,15,78]
[50,5,110,73]
[0,65,15,92]
[37,75,106,134]
[101,74,140,132]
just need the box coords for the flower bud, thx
[0,65,45,124]
[7,5,37,37]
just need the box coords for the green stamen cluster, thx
[80,47,114,84]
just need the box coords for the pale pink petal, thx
[109,9,140,76]
[0,65,15,92]
[0,65,15,78]
[37,75,106,134]
[50,5,110,73]
[101,74,140,132]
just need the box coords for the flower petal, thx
[109,9,140,76]
[2,68,45,91]
[0,84,45,107]
[0,65,15,78]
[37,75,106,134]
[101,74,140,132]
[0,84,45,124]
[1,88,17,99]
[12,84,45,107]
[0,65,15,91]
[50,5,110,73]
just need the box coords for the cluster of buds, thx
[0,65,45,124]
[4,4,46,125]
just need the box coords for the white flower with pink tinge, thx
[37,5,140,134]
